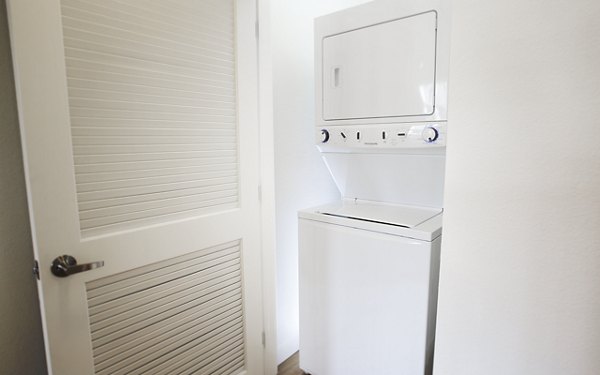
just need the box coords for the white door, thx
[7,0,265,374]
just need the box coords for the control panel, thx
[316,123,446,152]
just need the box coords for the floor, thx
[277,351,305,375]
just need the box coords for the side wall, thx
[270,0,370,363]
[434,1,600,374]
[0,0,47,373]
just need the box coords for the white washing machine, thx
[299,200,442,375]
[299,0,451,374]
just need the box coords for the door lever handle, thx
[50,255,104,278]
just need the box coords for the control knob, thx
[320,129,330,143]
[422,127,439,143]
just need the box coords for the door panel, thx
[87,241,244,374]
[61,0,239,237]
[7,0,263,374]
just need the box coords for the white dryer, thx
[299,0,450,374]
[299,201,442,375]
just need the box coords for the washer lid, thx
[318,201,442,228]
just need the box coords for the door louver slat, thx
[93,295,241,363]
[61,0,239,236]
[85,240,245,374]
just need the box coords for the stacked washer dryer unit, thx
[298,1,450,374]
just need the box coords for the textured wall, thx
[0,0,47,373]
[434,1,600,374]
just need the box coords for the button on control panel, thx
[317,123,446,150]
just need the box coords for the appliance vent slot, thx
[85,240,246,375]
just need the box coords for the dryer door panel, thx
[322,11,437,121]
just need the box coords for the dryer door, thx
[322,11,438,121]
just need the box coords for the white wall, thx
[434,1,600,374]
[270,0,371,363]
[0,0,47,372]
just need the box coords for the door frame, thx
[256,0,278,373]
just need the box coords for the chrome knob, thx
[50,255,104,278]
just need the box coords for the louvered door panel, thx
[60,0,239,236]
[86,240,245,374]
